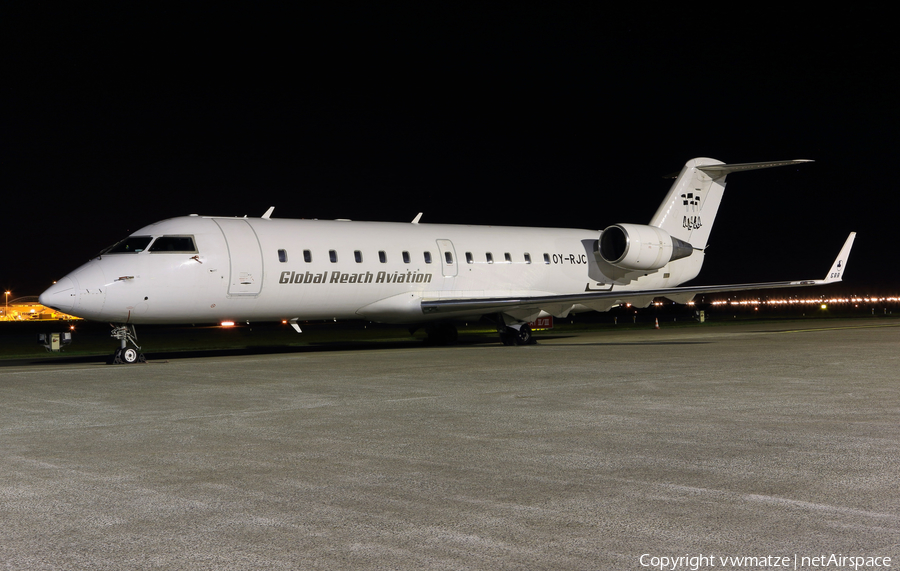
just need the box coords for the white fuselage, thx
[40,215,704,325]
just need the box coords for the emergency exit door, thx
[436,239,457,277]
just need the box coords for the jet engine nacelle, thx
[598,223,694,271]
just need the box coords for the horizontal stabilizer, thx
[697,159,813,177]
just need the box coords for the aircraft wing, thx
[421,233,856,317]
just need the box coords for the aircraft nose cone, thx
[39,276,77,313]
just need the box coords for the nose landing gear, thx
[110,324,146,364]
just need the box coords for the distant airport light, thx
[220,321,235,327]
[708,296,899,306]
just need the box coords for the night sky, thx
[3,7,896,298]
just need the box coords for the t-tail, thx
[595,158,813,285]
[650,158,814,248]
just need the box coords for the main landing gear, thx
[494,312,536,346]
[109,324,146,364]
[498,323,534,346]
[421,318,537,346]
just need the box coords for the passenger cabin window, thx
[424,251,432,264]
[278,249,288,263]
[379,251,387,263]
[354,250,363,263]
[105,236,153,254]
[524,253,532,264]
[304,250,312,263]
[329,250,338,263]
[486,252,494,264]
[466,252,474,264]
[504,252,511,263]
[149,236,197,253]
[402,251,410,263]
[543,253,551,264]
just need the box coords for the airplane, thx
[39,157,856,364]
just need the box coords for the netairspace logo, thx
[639,553,892,570]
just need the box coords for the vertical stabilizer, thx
[650,158,724,249]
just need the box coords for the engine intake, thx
[598,224,694,271]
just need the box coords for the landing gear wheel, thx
[122,347,140,363]
[111,348,145,364]
[499,324,535,346]
[514,324,534,345]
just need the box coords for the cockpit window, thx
[105,236,153,254]
[149,236,198,253]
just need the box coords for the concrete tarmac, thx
[1,319,898,570]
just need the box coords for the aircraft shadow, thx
[5,335,505,366]
[544,341,711,347]
[4,335,709,367]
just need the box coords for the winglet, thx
[262,206,275,219]
[824,232,856,283]
[412,212,423,224]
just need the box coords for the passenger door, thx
[214,219,264,296]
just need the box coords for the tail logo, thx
[681,190,703,230]
[681,191,701,212]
